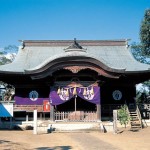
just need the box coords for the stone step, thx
[131,125,142,128]
[130,128,141,131]
[131,124,141,127]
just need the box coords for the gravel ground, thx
[0,127,150,150]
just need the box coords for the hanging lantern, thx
[83,87,87,96]
[65,88,69,97]
[57,87,61,95]
[73,87,77,96]
[90,86,94,95]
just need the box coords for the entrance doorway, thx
[56,96,96,112]
[54,97,97,121]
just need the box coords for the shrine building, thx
[0,39,150,122]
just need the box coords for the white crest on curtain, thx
[59,88,70,101]
[83,87,94,100]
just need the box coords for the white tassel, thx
[73,87,77,95]
[90,86,94,95]
[57,87,61,95]
[83,88,87,96]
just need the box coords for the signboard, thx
[0,103,13,117]
[43,100,50,112]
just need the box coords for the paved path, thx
[68,132,120,150]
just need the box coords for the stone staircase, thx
[129,106,142,131]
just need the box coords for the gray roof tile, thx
[0,40,149,74]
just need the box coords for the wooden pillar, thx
[13,112,15,122]
[97,104,101,121]
[33,110,37,135]
[40,113,42,120]
[0,117,1,128]
[26,113,29,122]
[113,110,117,134]
[50,105,55,122]
[75,95,77,112]
[10,117,12,129]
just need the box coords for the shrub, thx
[118,105,130,128]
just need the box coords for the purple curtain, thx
[49,87,74,106]
[50,86,100,106]
[15,96,49,105]
[77,87,100,104]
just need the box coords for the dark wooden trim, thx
[24,57,123,79]
[21,40,127,47]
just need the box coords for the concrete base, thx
[1,120,150,133]
[48,123,100,132]
[0,121,115,133]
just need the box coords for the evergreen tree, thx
[0,45,18,65]
[140,9,150,55]
[131,42,150,64]
[4,45,18,54]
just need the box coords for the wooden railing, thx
[55,111,97,122]
[13,105,43,112]
[12,104,129,121]
[54,104,122,122]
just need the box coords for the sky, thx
[0,0,150,48]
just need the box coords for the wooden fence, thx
[55,111,97,122]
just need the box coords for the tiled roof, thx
[0,40,149,74]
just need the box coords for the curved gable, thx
[0,40,149,76]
